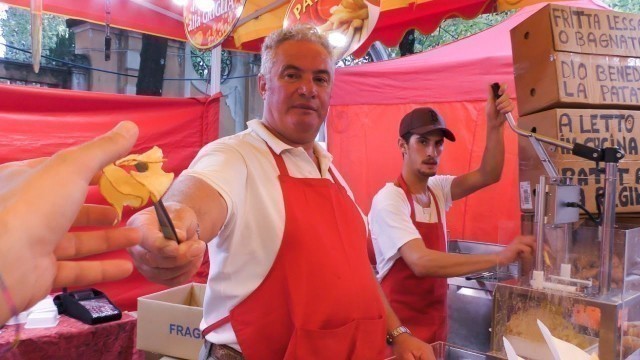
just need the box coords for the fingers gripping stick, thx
[134,162,179,241]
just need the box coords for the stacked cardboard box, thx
[512,4,640,214]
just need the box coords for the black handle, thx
[491,82,500,100]
[104,34,112,62]
[465,272,492,281]
[572,143,602,162]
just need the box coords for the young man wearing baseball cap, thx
[368,84,535,344]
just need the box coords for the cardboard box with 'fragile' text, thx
[137,283,206,360]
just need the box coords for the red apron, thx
[203,147,386,360]
[380,175,448,344]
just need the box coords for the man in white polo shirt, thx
[127,25,434,360]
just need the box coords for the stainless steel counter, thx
[447,240,518,354]
[431,342,504,360]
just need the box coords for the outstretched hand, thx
[0,121,142,323]
[127,202,205,287]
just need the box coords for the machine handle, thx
[491,82,501,100]
[572,143,602,162]
[490,82,604,162]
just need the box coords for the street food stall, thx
[0,0,553,313]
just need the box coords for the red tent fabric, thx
[0,84,220,310]
[327,0,608,245]
[353,0,497,58]
[1,0,186,41]
[1,0,498,53]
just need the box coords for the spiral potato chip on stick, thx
[99,146,174,221]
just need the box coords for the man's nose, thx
[424,144,437,156]
[297,79,317,97]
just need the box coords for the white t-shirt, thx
[182,119,361,350]
[368,176,455,281]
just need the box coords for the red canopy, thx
[2,0,186,40]
[327,0,607,244]
[1,0,503,53]
[353,0,496,57]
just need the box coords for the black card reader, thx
[54,288,122,325]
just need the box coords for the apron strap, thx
[267,145,290,176]
[395,174,442,225]
[268,144,344,190]
[396,175,417,221]
[427,187,443,225]
[202,315,231,337]
[327,166,347,192]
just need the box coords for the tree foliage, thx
[389,11,513,57]
[603,0,640,13]
[389,0,639,58]
[0,6,74,65]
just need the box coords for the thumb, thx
[48,121,139,184]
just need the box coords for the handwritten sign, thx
[519,160,640,213]
[549,5,640,58]
[512,4,640,115]
[518,109,640,161]
[515,51,640,115]
[284,0,380,60]
[559,161,640,211]
[555,52,640,106]
[183,0,246,50]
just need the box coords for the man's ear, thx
[398,137,408,154]
[258,74,267,99]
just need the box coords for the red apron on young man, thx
[380,174,448,344]
[203,147,386,359]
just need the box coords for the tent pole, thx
[210,46,221,95]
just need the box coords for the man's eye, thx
[283,73,299,80]
[315,77,329,85]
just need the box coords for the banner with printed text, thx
[284,0,380,59]
[184,0,246,50]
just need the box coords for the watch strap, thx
[386,325,412,344]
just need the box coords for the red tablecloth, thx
[0,312,143,359]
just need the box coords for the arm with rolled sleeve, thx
[370,178,532,278]
[369,185,421,278]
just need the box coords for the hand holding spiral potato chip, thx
[99,146,174,221]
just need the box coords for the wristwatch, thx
[386,325,412,344]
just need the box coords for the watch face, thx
[387,325,412,344]
[391,325,408,336]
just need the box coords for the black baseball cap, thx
[399,107,456,142]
